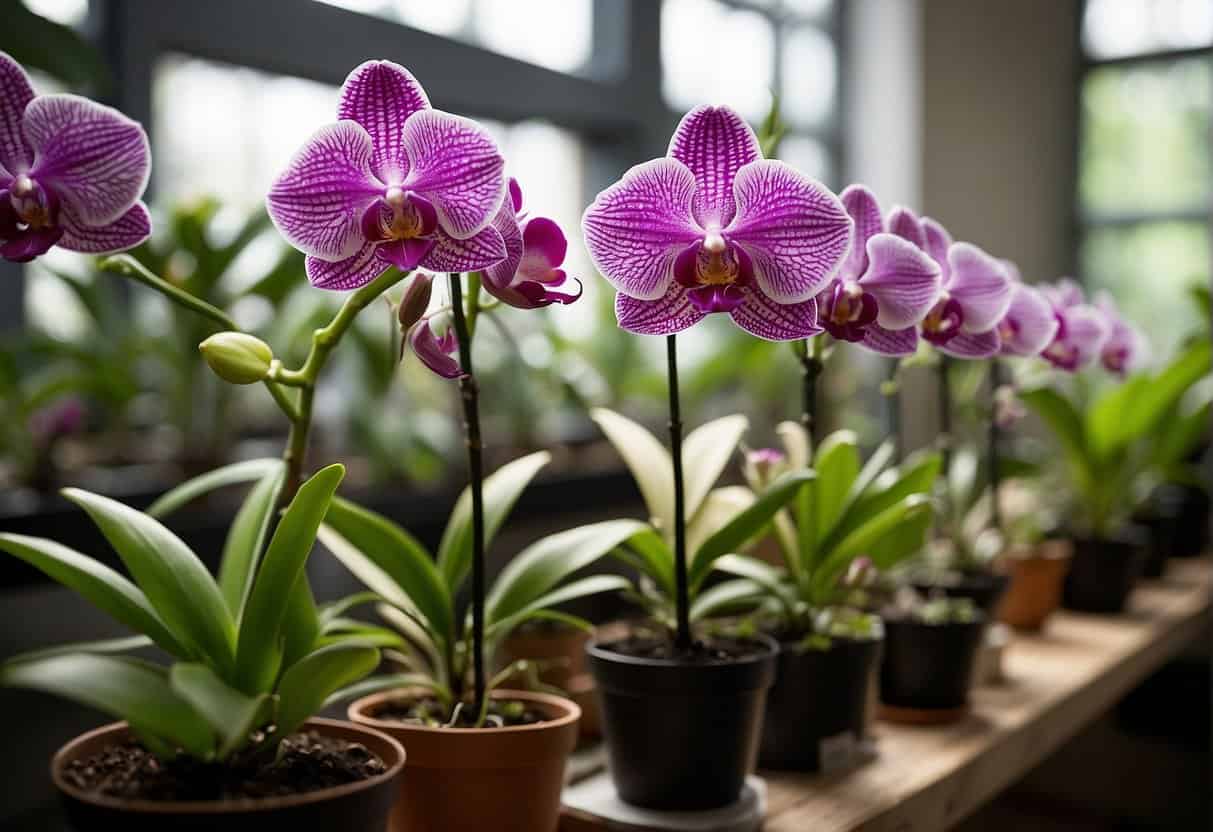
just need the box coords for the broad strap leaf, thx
[682,414,749,522]
[591,409,674,537]
[218,462,285,618]
[275,642,380,739]
[169,663,270,759]
[147,458,282,518]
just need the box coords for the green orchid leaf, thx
[1,653,213,758]
[713,554,798,613]
[147,458,282,518]
[437,451,551,591]
[234,464,344,694]
[690,578,765,622]
[324,673,451,709]
[275,642,380,739]
[0,533,186,657]
[591,409,674,536]
[486,574,630,643]
[325,496,452,643]
[807,431,861,556]
[218,462,285,618]
[62,489,235,673]
[616,528,676,598]
[1020,387,1091,480]
[280,574,321,672]
[814,494,933,596]
[682,414,749,521]
[5,635,152,664]
[486,519,648,626]
[169,663,270,759]
[834,450,941,545]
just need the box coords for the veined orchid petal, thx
[667,105,761,229]
[337,60,430,183]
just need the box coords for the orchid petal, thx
[730,291,822,341]
[422,223,506,272]
[508,177,523,212]
[0,223,61,262]
[922,217,952,281]
[615,282,705,336]
[379,237,437,271]
[267,120,381,261]
[23,94,149,227]
[939,328,1000,359]
[837,184,882,282]
[305,243,385,291]
[999,283,1058,357]
[945,242,1012,332]
[1044,277,1085,309]
[58,201,150,254]
[401,108,505,240]
[582,157,700,301]
[857,233,942,330]
[0,52,34,175]
[482,200,522,291]
[1043,304,1109,371]
[337,60,429,183]
[667,105,762,229]
[885,206,926,249]
[728,160,851,303]
[514,278,582,308]
[518,217,567,281]
[860,323,919,356]
[410,317,464,379]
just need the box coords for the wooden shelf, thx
[763,559,1211,831]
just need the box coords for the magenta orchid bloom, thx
[582,106,851,341]
[0,52,151,263]
[914,217,1014,359]
[1094,291,1149,377]
[267,60,507,291]
[482,178,581,309]
[408,311,465,379]
[1038,280,1110,372]
[814,186,942,356]
[992,263,1059,358]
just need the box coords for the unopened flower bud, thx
[743,448,787,491]
[398,273,434,331]
[199,332,273,385]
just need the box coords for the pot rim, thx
[1003,541,1072,561]
[348,687,580,736]
[50,717,405,815]
[586,631,778,671]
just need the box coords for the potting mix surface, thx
[604,636,769,663]
[61,731,386,801]
[373,697,549,727]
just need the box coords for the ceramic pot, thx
[998,540,1072,631]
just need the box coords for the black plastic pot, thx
[910,569,1010,615]
[1166,484,1210,558]
[879,613,985,713]
[586,634,777,811]
[1063,529,1147,614]
[759,636,881,771]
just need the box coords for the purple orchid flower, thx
[482,178,581,309]
[814,186,942,356]
[408,311,465,379]
[0,52,151,263]
[581,106,852,341]
[267,60,507,291]
[1094,291,1149,377]
[993,264,1059,358]
[1038,280,1110,372]
[914,217,1014,359]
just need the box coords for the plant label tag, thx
[818,731,857,773]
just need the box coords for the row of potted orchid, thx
[0,51,1207,832]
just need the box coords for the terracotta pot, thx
[499,625,590,687]
[52,718,405,832]
[998,540,1072,631]
[349,688,578,832]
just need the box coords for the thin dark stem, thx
[937,356,953,475]
[988,360,1004,534]
[667,334,691,650]
[449,273,485,714]
[799,340,824,444]
[886,360,902,463]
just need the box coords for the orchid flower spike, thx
[993,262,1060,358]
[914,218,1014,359]
[482,178,581,308]
[0,51,151,263]
[268,60,507,290]
[814,186,942,355]
[1038,280,1110,372]
[1094,290,1149,377]
[582,106,852,340]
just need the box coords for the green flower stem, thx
[465,272,482,338]
[448,272,487,715]
[988,359,1003,533]
[799,336,825,445]
[667,334,691,650]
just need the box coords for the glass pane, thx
[153,55,339,211]
[1081,220,1209,360]
[475,0,592,74]
[781,24,836,127]
[1079,57,1210,216]
[663,0,776,122]
[779,134,832,184]
[1083,0,1213,59]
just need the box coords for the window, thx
[1076,0,1212,359]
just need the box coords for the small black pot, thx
[910,569,1011,615]
[1168,484,1211,558]
[1063,529,1147,614]
[759,636,881,771]
[879,613,985,712]
[587,634,777,811]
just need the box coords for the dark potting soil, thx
[61,731,386,802]
[603,635,769,664]
[372,697,549,728]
